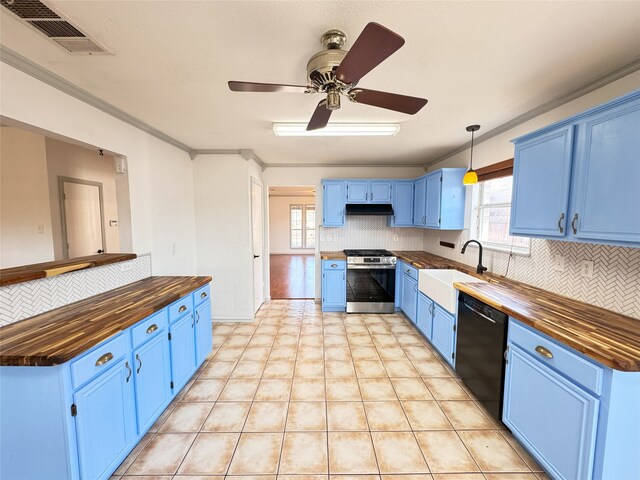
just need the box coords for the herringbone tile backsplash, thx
[0,254,152,326]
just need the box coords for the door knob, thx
[254,255,260,258]
[97,249,104,254]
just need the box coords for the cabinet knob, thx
[535,345,554,359]
[95,352,114,367]
[557,213,565,233]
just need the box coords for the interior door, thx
[251,178,265,313]
[61,178,105,257]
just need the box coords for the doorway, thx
[268,186,316,299]
[251,177,265,313]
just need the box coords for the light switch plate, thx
[552,255,565,272]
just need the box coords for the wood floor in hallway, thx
[270,254,315,299]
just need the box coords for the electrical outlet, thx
[552,255,565,272]
[37,224,44,234]
[579,260,594,279]
[120,263,133,272]
[326,235,332,242]
[393,235,399,241]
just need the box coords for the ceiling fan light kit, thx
[229,22,428,131]
[273,123,401,137]
[463,124,481,185]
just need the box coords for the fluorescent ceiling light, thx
[273,123,400,137]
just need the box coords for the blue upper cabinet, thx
[345,180,368,203]
[389,180,414,227]
[424,168,466,230]
[369,180,392,203]
[413,176,427,226]
[322,180,346,226]
[510,89,640,247]
[346,180,392,203]
[425,171,443,228]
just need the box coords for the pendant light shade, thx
[463,124,481,185]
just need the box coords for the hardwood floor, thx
[270,254,315,299]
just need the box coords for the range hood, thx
[345,204,395,216]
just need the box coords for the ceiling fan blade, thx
[335,22,405,85]
[228,81,309,93]
[306,100,333,131]
[352,88,428,115]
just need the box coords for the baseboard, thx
[212,316,254,323]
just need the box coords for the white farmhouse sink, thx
[418,269,486,314]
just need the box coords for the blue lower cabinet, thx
[195,299,213,365]
[431,304,456,367]
[74,358,137,480]
[416,292,434,339]
[169,312,197,393]
[322,260,346,311]
[401,273,418,323]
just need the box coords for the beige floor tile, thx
[217,378,260,401]
[291,378,326,401]
[354,360,388,378]
[120,475,172,479]
[214,347,245,362]
[300,335,324,347]
[372,334,398,347]
[439,401,495,430]
[231,361,266,378]
[390,378,433,401]
[372,432,430,474]
[403,346,434,361]
[263,360,296,378]
[159,402,213,433]
[348,335,375,347]
[334,476,381,480]
[249,335,276,347]
[327,401,369,431]
[431,475,484,480]
[325,335,349,346]
[273,336,299,347]
[359,378,398,401]
[241,346,271,362]
[381,475,432,480]
[182,379,226,402]
[270,346,298,360]
[324,346,352,361]
[202,402,251,432]
[458,431,530,473]
[244,402,288,432]
[350,347,381,361]
[227,432,283,475]
[395,334,425,347]
[364,401,411,431]
[377,347,409,360]
[286,402,327,431]
[224,335,252,347]
[383,359,420,377]
[423,378,470,400]
[279,432,329,474]
[325,360,357,378]
[295,361,326,378]
[114,433,153,474]
[226,476,274,480]
[280,476,326,480]
[415,431,479,474]
[326,378,362,401]
[126,433,196,475]
[414,360,451,377]
[255,378,293,401]
[499,431,545,472]
[298,347,325,361]
[483,474,539,480]
[402,401,453,430]
[176,432,239,475]
[200,361,237,378]
[328,431,379,474]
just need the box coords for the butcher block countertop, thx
[0,276,211,367]
[320,251,347,260]
[393,251,640,372]
[0,253,137,287]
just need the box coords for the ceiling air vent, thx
[0,0,111,55]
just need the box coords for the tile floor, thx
[112,300,550,480]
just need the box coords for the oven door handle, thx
[347,264,397,270]
[464,304,496,323]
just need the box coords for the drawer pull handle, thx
[406,269,411,273]
[557,213,565,233]
[95,352,114,367]
[146,324,158,334]
[200,292,208,299]
[571,213,578,235]
[535,345,553,359]
[178,305,187,313]
[331,263,338,268]
[195,311,200,324]
[136,354,142,374]
[125,361,132,383]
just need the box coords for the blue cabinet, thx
[510,89,640,247]
[321,260,346,311]
[413,176,427,226]
[195,299,213,366]
[425,171,442,228]
[322,180,346,226]
[416,292,434,339]
[345,180,368,203]
[169,312,197,393]
[389,180,414,227]
[346,180,392,203]
[431,304,456,367]
[369,180,392,203]
[399,263,418,323]
[413,169,466,229]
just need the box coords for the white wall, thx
[0,63,197,275]
[269,195,315,254]
[0,127,54,267]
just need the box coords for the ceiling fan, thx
[228,22,428,131]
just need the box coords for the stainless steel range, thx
[344,249,397,313]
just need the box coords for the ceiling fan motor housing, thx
[307,29,349,93]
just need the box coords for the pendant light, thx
[463,124,480,185]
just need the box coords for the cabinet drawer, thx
[401,264,418,281]
[131,310,168,349]
[508,319,603,395]
[193,284,211,306]
[323,260,346,270]
[71,333,128,389]
[168,295,194,324]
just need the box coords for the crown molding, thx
[0,46,193,153]
[264,162,425,169]
[424,56,640,169]
[190,148,266,171]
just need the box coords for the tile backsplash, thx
[0,254,152,326]
[320,216,425,251]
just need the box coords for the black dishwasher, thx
[455,291,509,423]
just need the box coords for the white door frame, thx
[250,177,266,313]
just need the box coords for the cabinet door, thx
[74,359,136,480]
[169,313,197,393]
[571,100,640,244]
[346,180,368,203]
[369,181,392,203]
[394,262,404,310]
[323,181,346,226]
[432,304,455,366]
[510,126,574,237]
[401,274,418,323]
[390,181,414,226]
[416,293,434,339]
[413,177,427,226]
[425,172,442,228]
[503,345,599,480]
[195,299,213,366]
[133,333,172,434]
[322,269,346,310]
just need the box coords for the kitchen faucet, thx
[461,239,488,274]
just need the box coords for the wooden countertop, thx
[393,251,640,372]
[0,253,137,287]
[320,251,347,260]
[0,276,211,367]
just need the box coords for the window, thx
[472,176,530,255]
[290,204,315,249]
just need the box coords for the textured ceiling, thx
[1,1,639,165]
